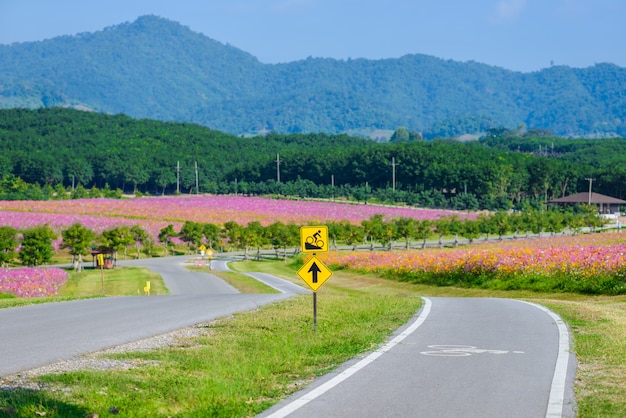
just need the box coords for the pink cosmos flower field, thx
[321,232,626,294]
[0,195,471,298]
[0,195,472,238]
[0,267,69,298]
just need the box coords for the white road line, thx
[520,301,572,418]
[265,297,433,418]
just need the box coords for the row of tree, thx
[0,205,607,269]
[0,174,504,211]
[2,108,626,210]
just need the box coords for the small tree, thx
[390,126,410,143]
[70,185,89,200]
[202,223,221,251]
[433,217,451,248]
[158,224,177,256]
[343,223,364,251]
[245,221,267,260]
[447,215,463,247]
[265,221,290,260]
[179,221,204,254]
[0,226,18,267]
[221,221,243,252]
[102,226,135,261]
[544,210,565,236]
[476,213,493,241]
[460,218,480,244]
[326,221,342,250]
[130,225,153,258]
[380,221,397,251]
[61,223,96,271]
[393,217,417,249]
[19,224,56,266]
[413,219,432,249]
[362,214,386,250]
[491,211,511,240]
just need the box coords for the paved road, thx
[0,255,302,376]
[1,257,576,417]
[259,297,577,418]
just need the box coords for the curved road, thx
[1,257,576,417]
[0,256,304,376]
[259,297,577,418]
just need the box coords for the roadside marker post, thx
[298,226,332,332]
[97,253,105,294]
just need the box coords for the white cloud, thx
[488,0,527,24]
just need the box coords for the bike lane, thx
[259,297,576,418]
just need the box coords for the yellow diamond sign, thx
[297,256,332,292]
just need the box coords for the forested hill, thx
[2,108,626,209]
[1,15,625,138]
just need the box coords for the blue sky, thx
[1,0,624,72]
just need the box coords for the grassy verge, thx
[1,261,422,417]
[0,294,80,309]
[0,267,167,310]
[186,264,279,294]
[58,267,168,297]
[541,299,626,417]
[1,260,624,417]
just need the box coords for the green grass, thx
[1,259,624,417]
[0,294,82,309]
[541,299,626,417]
[1,261,421,417]
[186,263,279,294]
[0,267,168,310]
[58,266,168,297]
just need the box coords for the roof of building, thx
[549,192,626,204]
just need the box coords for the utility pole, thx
[331,174,335,201]
[176,161,180,194]
[195,161,199,194]
[390,157,400,191]
[585,177,595,205]
[275,153,281,183]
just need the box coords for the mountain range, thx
[1,15,625,138]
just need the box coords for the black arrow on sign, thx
[308,262,322,283]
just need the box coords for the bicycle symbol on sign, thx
[305,230,325,251]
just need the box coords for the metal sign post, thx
[298,225,332,332]
[313,291,318,332]
[97,253,105,294]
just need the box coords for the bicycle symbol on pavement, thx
[420,345,525,357]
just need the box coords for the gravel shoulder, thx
[1,320,215,390]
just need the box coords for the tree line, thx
[0,206,607,269]
[1,108,626,211]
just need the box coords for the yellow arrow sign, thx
[300,225,329,253]
[297,255,332,292]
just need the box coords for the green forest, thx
[1,108,626,211]
[1,15,625,138]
